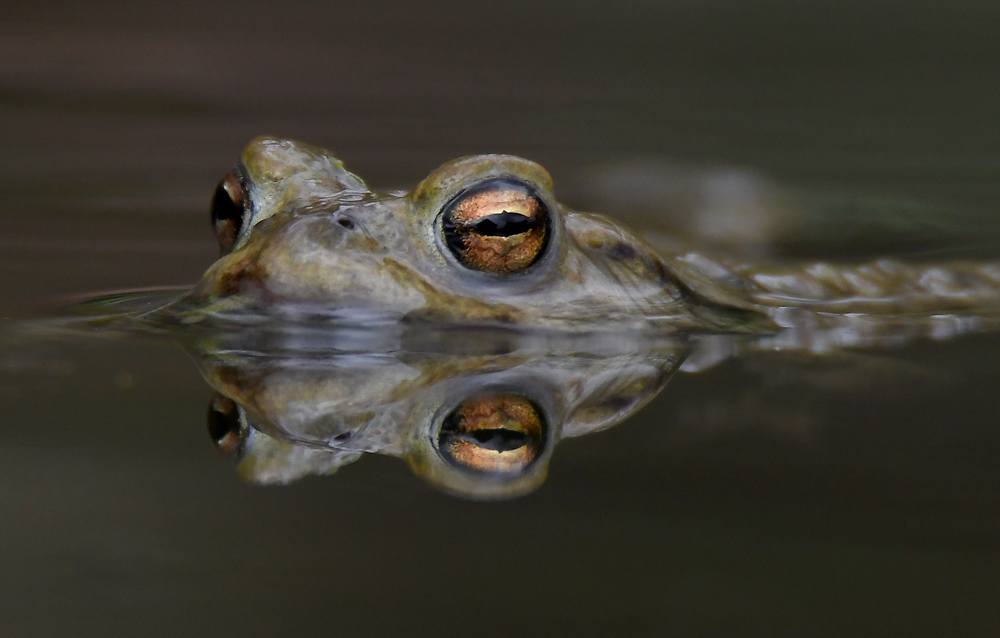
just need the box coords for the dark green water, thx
[1,2,999,635]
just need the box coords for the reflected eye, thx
[438,393,546,473]
[440,179,549,273]
[207,393,244,458]
[211,169,248,255]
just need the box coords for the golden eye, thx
[211,169,248,255]
[441,179,549,273]
[437,393,546,474]
[207,393,245,459]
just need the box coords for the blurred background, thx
[5,0,1000,310]
[1,1,999,636]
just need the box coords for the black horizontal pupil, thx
[443,428,529,452]
[211,184,243,224]
[207,402,240,442]
[470,428,528,451]
[472,211,537,236]
[211,172,247,255]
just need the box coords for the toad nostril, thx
[337,217,356,230]
[333,432,351,442]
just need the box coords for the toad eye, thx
[207,393,245,459]
[440,179,549,273]
[211,169,249,255]
[437,393,546,474]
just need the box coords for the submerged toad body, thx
[169,136,1000,346]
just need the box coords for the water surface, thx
[2,2,999,635]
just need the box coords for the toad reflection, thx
[195,334,687,499]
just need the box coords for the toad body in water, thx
[155,136,1000,351]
